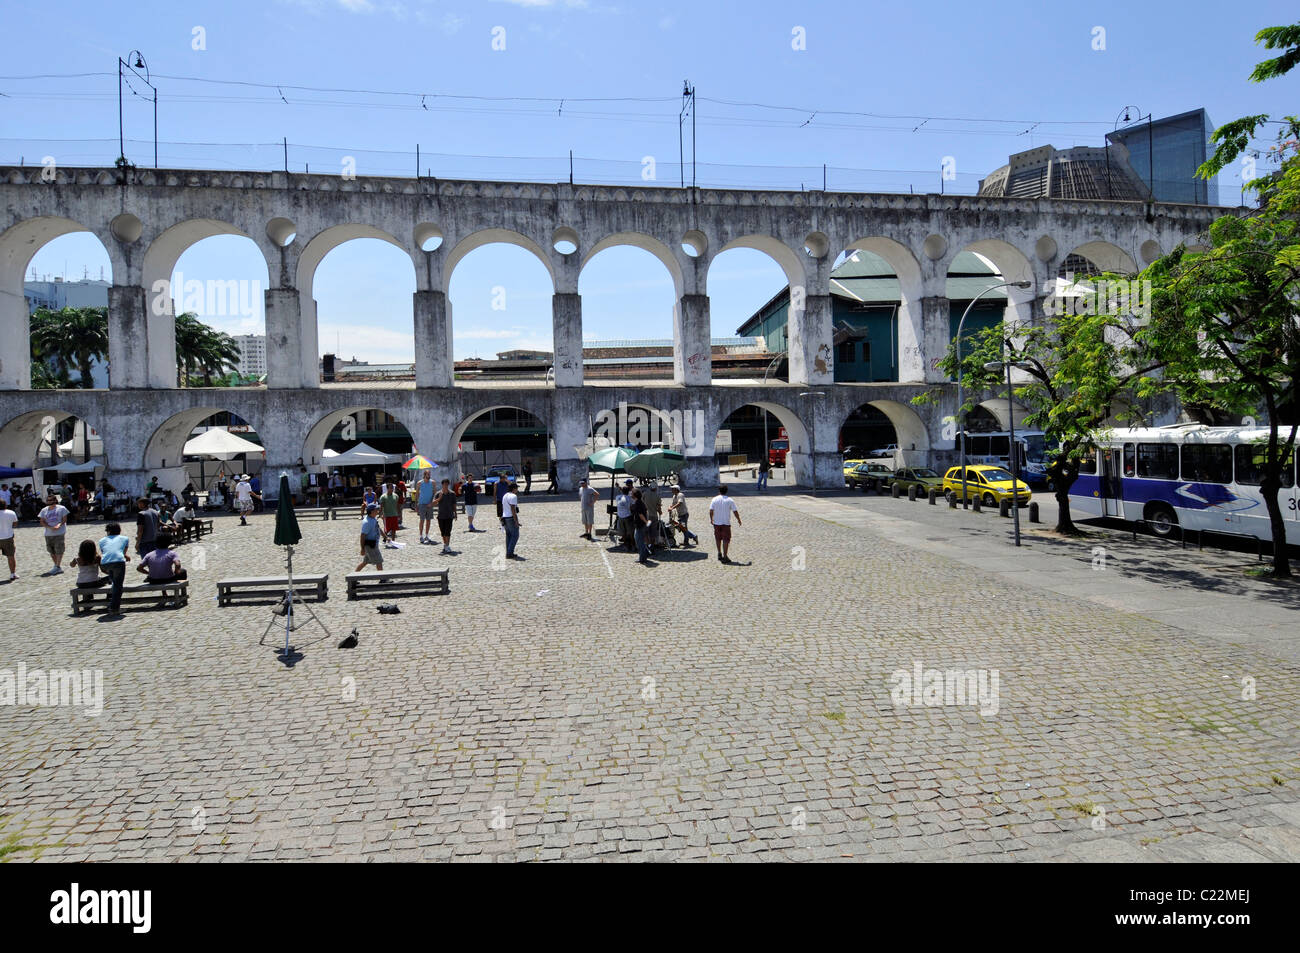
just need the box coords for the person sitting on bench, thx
[172,501,198,533]
[70,539,109,589]
[136,534,188,584]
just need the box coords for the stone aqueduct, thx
[0,165,1220,492]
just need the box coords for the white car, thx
[870,444,899,458]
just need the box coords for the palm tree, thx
[175,312,242,386]
[30,306,107,388]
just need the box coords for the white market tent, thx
[46,459,104,473]
[325,442,404,467]
[182,428,265,461]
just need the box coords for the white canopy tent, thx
[324,442,403,467]
[45,459,104,474]
[183,428,265,460]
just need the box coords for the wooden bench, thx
[172,519,214,544]
[70,580,189,616]
[216,574,329,606]
[295,507,336,521]
[346,568,449,600]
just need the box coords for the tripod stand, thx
[259,544,330,656]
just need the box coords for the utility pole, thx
[679,81,696,189]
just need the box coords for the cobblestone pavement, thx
[1,489,1297,862]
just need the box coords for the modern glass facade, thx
[1107,109,1218,206]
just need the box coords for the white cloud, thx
[441,12,465,33]
[659,15,674,30]
[457,327,526,339]
[491,0,590,8]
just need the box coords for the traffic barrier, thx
[946,491,957,508]
[929,488,939,505]
[891,482,901,499]
[1029,502,1040,523]
[972,495,981,512]
[999,499,1012,518]
[907,484,918,501]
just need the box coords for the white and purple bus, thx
[1068,425,1299,543]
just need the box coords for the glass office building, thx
[1107,108,1218,206]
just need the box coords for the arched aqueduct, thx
[0,165,1218,492]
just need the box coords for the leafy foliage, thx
[174,312,242,386]
[29,306,108,388]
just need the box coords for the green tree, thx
[1144,158,1300,577]
[29,306,108,388]
[924,288,1165,535]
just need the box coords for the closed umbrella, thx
[261,472,328,663]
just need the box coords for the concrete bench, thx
[295,507,336,521]
[216,574,329,606]
[70,580,189,616]
[346,568,449,600]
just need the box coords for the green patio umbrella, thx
[625,448,686,481]
[587,446,638,530]
[261,471,328,661]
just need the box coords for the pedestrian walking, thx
[501,480,521,559]
[38,492,70,575]
[578,478,598,540]
[463,475,481,532]
[667,485,699,546]
[0,496,17,580]
[758,458,771,491]
[631,488,652,564]
[379,483,401,547]
[434,478,458,554]
[234,474,255,525]
[355,503,387,573]
[96,521,131,616]
[708,484,742,563]
[416,470,436,543]
[547,460,558,494]
[522,460,534,495]
[135,497,161,558]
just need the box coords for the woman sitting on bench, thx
[136,534,188,584]
[70,539,109,589]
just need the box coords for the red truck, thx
[768,438,789,466]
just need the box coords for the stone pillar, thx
[679,456,720,490]
[108,285,150,389]
[921,295,951,384]
[264,288,308,389]
[0,292,31,389]
[554,458,586,493]
[414,290,452,388]
[552,293,584,388]
[674,294,712,386]
[788,293,833,386]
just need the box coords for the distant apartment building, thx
[1107,108,1219,206]
[231,333,268,378]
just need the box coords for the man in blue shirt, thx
[416,470,436,544]
[354,503,386,573]
[97,521,131,616]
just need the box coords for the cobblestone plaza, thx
[2,489,1298,862]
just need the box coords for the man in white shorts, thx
[235,474,255,526]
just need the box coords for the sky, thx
[7,0,1298,363]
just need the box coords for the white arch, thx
[713,235,804,292]
[1066,240,1138,274]
[581,232,684,300]
[841,237,925,383]
[442,228,556,296]
[974,398,1032,431]
[838,399,931,468]
[302,405,415,467]
[0,217,107,390]
[143,407,266,471]
[448,404,550,464]
[0,408,106,471]
[715,399,812,485]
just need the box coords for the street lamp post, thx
[118,50,157,168]
[984,359,1033,547]
[799,391,825,497]
[1107,105,1155,201]
[954,280,1031,509]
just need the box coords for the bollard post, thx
[928,488,938,505]
[891,482,901,499]
[907,484,918,501]
[972,495,981,513]
[1028,501,1039,524]
[947,490,957,509]
[999,499,1011,518]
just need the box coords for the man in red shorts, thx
[708,483,742,564]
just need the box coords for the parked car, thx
[942,465,1032,507]
[844,461,893,490]
[869,444,900,458]
[483,465,517,489]
[888,466,945,496]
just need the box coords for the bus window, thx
[969,436,989,456]
[1123,443,1135,477]
[989,436,1010,456]
[1181,444,1233,484]
[1077,448,1097,474]
[1136,443,1178,480]
[1235,444,1296,488]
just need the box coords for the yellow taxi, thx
[942,464,1032,507]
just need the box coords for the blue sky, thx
[8,0,1298,362]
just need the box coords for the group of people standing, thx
[596,480,742,564]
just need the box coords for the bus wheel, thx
[1145,503,1178,538]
